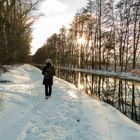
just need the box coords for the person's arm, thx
[52,67,55,75]
[42,67,46,75]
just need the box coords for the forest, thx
[33,0,140,73]
[0,0,39,64]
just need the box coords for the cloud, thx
[40,0,68,16]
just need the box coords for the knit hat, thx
[46,59,52,65]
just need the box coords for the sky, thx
[31,0,87,55]
[0,64,140,139]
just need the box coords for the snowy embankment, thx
[0,64,140,140]
[57,66,140,82]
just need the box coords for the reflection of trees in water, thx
[0,94,5,112]
[58,69,140,123]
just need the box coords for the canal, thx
[57,68,140,123]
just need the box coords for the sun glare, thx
[77,37,86,45]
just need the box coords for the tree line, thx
[33,0,140,73]
[0,0,39,64]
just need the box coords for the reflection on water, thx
[58,69,140,123]
[0,94,5,112]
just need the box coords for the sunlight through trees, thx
[33,0,140,73]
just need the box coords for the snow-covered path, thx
[0,64,140,140]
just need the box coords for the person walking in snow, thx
[42,59,55,98]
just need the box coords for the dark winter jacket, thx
[42,63,55,85]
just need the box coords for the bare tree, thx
[0,0,39,64]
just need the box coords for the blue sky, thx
[31,0,87,54]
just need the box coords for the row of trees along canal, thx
[33,0,140,123]
[0,0,40,64]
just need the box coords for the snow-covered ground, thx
[0,64,140,140]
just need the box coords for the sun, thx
[77,36,86,45]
